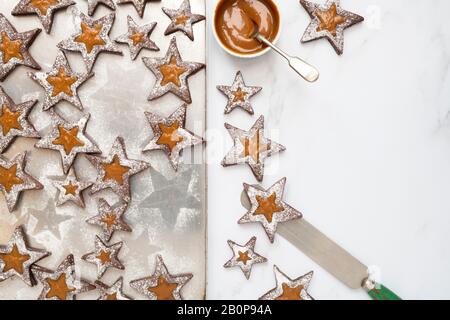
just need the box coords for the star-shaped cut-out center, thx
[275,283,304,300]
[232,88,247,102]
[175,15,189,25]
[148,276,178,300]
[101,213,118,229]
[315,3,346,36]
[129,32,144,45]
[75,23,106,53]
[96,250,111,265]
[253,192,284,223]
[240,130,269,163]
[30,0,60,15]
[0,164,24,193]
[159,56,187,87]
[52,126,85,155]
[63,183,78,196]
[102,155,130,185]
[237,251,251,265]
[0,244,30,274]
[0,104,22,135]
[156,122,184,151]
[46,273,76,300]
[0,32,23,63]
[46,67,78,97]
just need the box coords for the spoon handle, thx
[256,34,319,83]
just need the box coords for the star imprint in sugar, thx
[82,235,124,279]
[142,36,205,104]
[86,198,132,242]
[130,255,192,300]
[162,0,205,41]
[0,225,50,286]
[224,236,267,279]
[57,7,122,72]
[12,0,75,33]
[86,0,116,16]
[116,0,160,18]
[35,111,100,174]
[299,0,364,55]
[115,15,159,61]
[239,177,302,243]
[222,115,286,182]
[95,277,132,300]
[217,71,262,115]
[259,265,314,300]
[143,104,203,171]
[0,86,39,153]
[0,152,43,213]
[32,254,95,300]
[52,167,92,208]
[86,136,150,203]
[0,14,41,81]
[29,50,93,111]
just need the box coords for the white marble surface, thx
[206,0,450,299]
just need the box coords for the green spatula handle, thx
[363,279,401,300]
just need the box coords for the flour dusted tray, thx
[0,0,206,300]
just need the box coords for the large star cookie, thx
[0,152,43,212]
[0,14,41,81]
[142,36,205,104]
[222,115,286,182]
[57,8,122,72]
[239,177,302,242]
[0,86,39,153]
[143,103,203,171]
[299,0,364,55]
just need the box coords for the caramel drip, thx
[102,155,130,185]
[147,276,178,300]
[46,67,78,97]
[274,283,304,300]
[75,23,106,53]
[0,244,30,274]
[46,273,76,300]
[52,126,85,155]
[159,56,187,87]
[253,192,283,223]
[315,3,346,36]
[0,32,23,63]
[0,164,24,193]
[0,104,22,136]
[156,121,184,151]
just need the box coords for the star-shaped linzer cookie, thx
[0,152,43,213]
[130,255,193,300]
[0,86,39,153]
[86,198,132,242]
[29,50,93,111]
[87,0,116,16]
[11,0,75,33]
[32,254,95,300]
[57,8,122,72]
[259,265,314,300]
[116,0,160,18]
[95,277,132,300]
[217,71,262,115]
[299,0,364,55]
[239,177,302,243]
[87,136,150,203]
[52,167,92,208]
[0,225,50,286]
[222,115,286,182]
[143,104,203,171]
[0,14,41,81]
[35,112,100,174]
[115,15,159,60]
[162,0,205,41]
[143,36,205,104]
[82,235,125,279]
[224,236,267,280]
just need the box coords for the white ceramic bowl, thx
[213,0,281,59]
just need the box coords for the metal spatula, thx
[240,187,401,300]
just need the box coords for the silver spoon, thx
[250,20,320,82]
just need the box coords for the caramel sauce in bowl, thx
[214,0,281,58]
